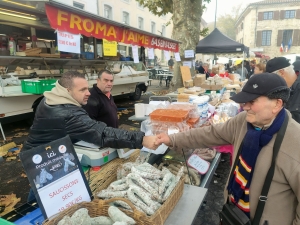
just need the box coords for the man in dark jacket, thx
[197,63,210,79]
[266,57,300,123]
[83,69,118,128]
[22,71,157,152]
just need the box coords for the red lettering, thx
[62,191,73,201]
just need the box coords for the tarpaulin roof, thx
[196,28,249,55]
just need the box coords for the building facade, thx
[56,0,173,64]
[236,0,300,59]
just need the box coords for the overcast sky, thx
[202,0,262,23]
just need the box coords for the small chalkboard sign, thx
[19,136,92,219]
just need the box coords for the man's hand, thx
[155,133,171,146]
[142,136,159,150]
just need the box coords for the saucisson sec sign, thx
[19,136,92,219]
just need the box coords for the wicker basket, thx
[103,178,184,225]
[42,198,141,225]
[95,177,185,225]
[85,149,140,195]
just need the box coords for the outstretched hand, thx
[142,135,159,150]
[155,133,171,147]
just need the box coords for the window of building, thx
[151,22,156,34]
[104,5,112,19]
[263,11,273,20]
[122,0,129,2]
[283,30,293,45]
[137,2,144,9]
[262,30,272,46]
[241,22,243,30]
[73,1,84,9]
[162,25,166,37]
[123,11,129,25]
[138,17,144,30]
[285,10,296,19]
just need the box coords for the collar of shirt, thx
[105,92,111,99]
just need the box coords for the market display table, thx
[165,184,208,225]
[146,68,173,87]
[156,73,173,87]
[165,90,207,100]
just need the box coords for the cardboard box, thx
[177,93,190,102]
[200,84,223,91]
[193,74,206,87]
[210,84,223,91]
[184,79,193,88]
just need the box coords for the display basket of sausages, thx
[94,177,184,225]
[94,167,185,225]
[85,149,141,195]
[42,198,142,225]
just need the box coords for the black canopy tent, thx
[196,28,249,56]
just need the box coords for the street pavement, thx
[0,79,231,224]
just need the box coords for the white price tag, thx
[174,52,181,62]
[184,50,194,58]
[183,61,192,68]
[132,45,139,63]
[164,50,170,61]
[57,31,81,54]
[148,48,154,59]
[187,154,210,174]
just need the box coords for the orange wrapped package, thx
[150,109,190,122]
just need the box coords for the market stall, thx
[0,0,180,125]
[0,1,188,225]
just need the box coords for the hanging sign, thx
[187,154,210,174]
[174,52,181,61]
[19,136,92,219]
[184,50,194,58]
[45,4,179,52]
[57,31,81,54]
[164,50,170,61]
[132,45,139,63]
[103,39,117,56]
[148,48,154,59]
[183,61,192,68]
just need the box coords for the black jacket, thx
[286,76,300,123]
[83,84,118,128]
[197,66,210,79]
[22,99,144,151]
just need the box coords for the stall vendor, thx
[83,69,118,128]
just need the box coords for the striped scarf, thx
[227,108,286,217]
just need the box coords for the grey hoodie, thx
[44,81,81,107]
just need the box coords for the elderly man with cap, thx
[266,57,300,123]
[293,60,300,76]
[154,73,300,224]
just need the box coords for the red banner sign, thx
[45,4,179,52]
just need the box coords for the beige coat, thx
[169,110,300,225]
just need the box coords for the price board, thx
[187,154,210,174]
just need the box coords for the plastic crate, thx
[0,218,15,225]
[21,79,56,94]
[81,52,94,59]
